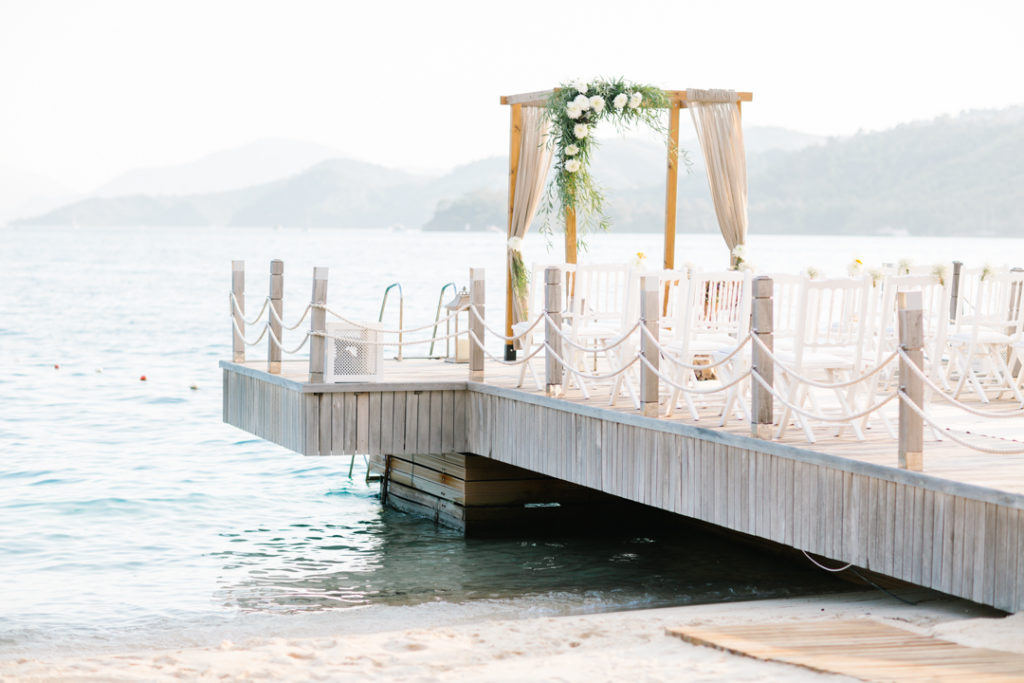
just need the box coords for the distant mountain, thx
[14,111,1024,236]
[91,138,343,197]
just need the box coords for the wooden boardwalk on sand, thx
[669,619,1024,682]
[222,357,1024,614]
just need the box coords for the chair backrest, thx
[648,269,689,345]
[526,263,576,319]
[954,269,1024,338]
[765,273,807,345]
[677,271,752,349]
[793,277,872,368]
[876,274,951,369]
[571,264,632,322]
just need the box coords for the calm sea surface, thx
[1,226,1020,656]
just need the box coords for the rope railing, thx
[542,313,642,354]
[468,306,545,343]
[312,327,468,347]
[896,348,1024,418]
[750,335,899,390]
[230,293,270,326]
[544,345,642,382]
[639,354,752,395]
[268,301,313,331]
[317,303,462,335]
[751,369,899,424]
[897,391,1024,455]
[231,317,269,346]
[466,331,547,366]
[266,324,312,355]
[640,326,753,371]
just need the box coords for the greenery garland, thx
[539,77,671,242]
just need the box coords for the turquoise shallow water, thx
[1,226,1018,656]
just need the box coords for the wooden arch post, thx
[663,102,680,272]
[505,103,523,361]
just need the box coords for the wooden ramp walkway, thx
[668,619,1024,682]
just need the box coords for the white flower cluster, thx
[507,236,524,251]
[574,123,588,139]
[629,92,643,108]
[565,144,579,156]
[565,159,581,173]
[613,93,628,109]
[847,258,864,277]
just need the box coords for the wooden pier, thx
[222,356,1024,614]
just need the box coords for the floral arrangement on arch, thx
[540,77,670,242]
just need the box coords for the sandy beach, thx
[3,590,1020,682]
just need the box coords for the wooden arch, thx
[499,87,754,357]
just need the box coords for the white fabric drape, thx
[686,89,749,264]
[509,106,553,328]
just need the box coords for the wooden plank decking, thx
[668,619,1024,681]
[221,356,1024,613]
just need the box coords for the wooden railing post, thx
[469,268,485,382]
[898,290,924,471]
[268,259,283,374]
[231,260,245,362]
[309,266,328,383]
[751,276,774,439]
[640,275,660,417]
[544,266,563,396]
[949,260,963,322]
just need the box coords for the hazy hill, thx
[13,111,1024,236]
[91,138,343,197]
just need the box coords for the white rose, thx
[565,144,579,156]
[629,92,643,108]
[572,79,588,94]
[589,95,605,113]
[507,236,524,251]
[731,243,748,261]
[566,104,582,120]
[613,93,628,109]
[572,93,591,111]
[565,159,581,173]
[573,123,589,139]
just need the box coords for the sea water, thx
[1,226,1019,656]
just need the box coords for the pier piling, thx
[898,290,924,471]
[309,267,328,383]
[751,276,774,440]
[268,259,284,374]
[544,266,563,396]
[640,275,660,417]
[231,260,245,363]
[469,268,485,382]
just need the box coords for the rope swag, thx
[539,77,672,243]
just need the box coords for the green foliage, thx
[539,78,669,243]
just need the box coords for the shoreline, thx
[3,590,1018,682]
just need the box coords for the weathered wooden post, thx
[469,268,485,382]
[898,290,924,471]
[949,260,963,322]
[231,260,245,363]
[750,276,774,439]
[268,259,284,374]
[544,266,563,396]
[640,275,660,417]
[308,267,328,383]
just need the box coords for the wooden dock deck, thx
[221,356,1024,614]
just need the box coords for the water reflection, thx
[212,495,852,615]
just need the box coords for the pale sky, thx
[2,0,1023,192]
